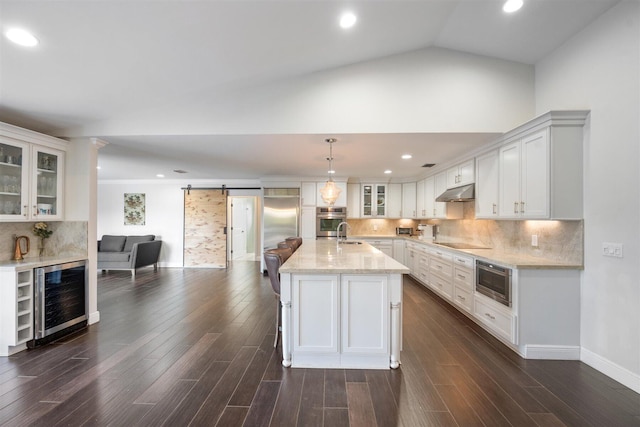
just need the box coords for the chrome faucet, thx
[336,221,351,244]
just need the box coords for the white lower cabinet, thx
[1,268,34,356]
[404,239,581,359]
[361,239,393,257]
[452,254,474,313]
[341,275,389,356]
[474,294,516,344]
[293,275,339,354]
[288,272,398,369]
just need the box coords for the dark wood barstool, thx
[263,246,293,347]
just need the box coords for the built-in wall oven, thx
[32,260,88,345]
[475,260,512,307]
[316,206,347,238]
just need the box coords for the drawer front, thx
[453,285,473,312]
[474,296,515,343]
[429,272,453,301]
[416,268,429,286]
[453,254,474,269]
[429,258,452,278]
[430,248,453,262]
[453,266,473,290]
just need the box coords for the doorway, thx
[229,196,258,261]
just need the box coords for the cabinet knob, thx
[514,202,518,214]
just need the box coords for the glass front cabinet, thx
[361,184,387,217]
[0,138,64,221]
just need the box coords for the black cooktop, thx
[433,242,490,250]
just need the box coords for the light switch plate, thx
[602,242,623,258]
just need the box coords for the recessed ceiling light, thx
[5,28,39,47]
[96,166,101,170]
[503,0,523,13]
[156,174,165,178]
[401,154,412,160]
[384,170,392,174]
[339,12,357,29]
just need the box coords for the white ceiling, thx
[0,0,617,181]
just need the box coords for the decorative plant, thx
[32,222,53,239]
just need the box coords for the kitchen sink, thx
[339,240,363,245]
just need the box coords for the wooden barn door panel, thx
[184,189,227,268]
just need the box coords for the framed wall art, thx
[124,193,145,225]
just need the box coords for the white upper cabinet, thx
[347,183,361,219]
[494,111,587,220]
[361,183,387,217]
[475,150,499,218]
[446,159,475,189]
[499,130,549,218]
[402,182,417,218]
[301,182,317,206]
[387,183,403,218]
[416,179,426,218]
[0,137,65,222]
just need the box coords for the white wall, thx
[67,47,534,137]
[536,1,640,391]
[97,179,261,267]
[98,181,185,267]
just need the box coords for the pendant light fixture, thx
[319,138,342,206]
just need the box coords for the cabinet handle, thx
[457,273,466,279]
[457,295,466,301]
[492,203,497,214]
[33,205,38,216]
[484,313,496,320]
[23,205,28,217]
[520,201,525,213]
[514,202,518,214]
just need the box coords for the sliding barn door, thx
[184,189,227,268]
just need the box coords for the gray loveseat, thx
[97,235,162,277]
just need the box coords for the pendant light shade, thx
[320,138,342,206]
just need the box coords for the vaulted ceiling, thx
[0,1,618,180]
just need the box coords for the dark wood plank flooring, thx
[1,263,638,426]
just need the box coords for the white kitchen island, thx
[278,239,409,369]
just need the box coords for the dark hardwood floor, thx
[1,262,638,426]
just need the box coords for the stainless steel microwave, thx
[475,260,512,307]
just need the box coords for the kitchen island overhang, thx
[278,240,409,369]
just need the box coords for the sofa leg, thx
[154,263,158,271]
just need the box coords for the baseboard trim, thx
[88,310,100,325]
[525,345,580,360]
[581,347,640,394]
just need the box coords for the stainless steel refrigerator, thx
[263,188,300,251]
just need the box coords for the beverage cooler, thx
[31,260,87,345]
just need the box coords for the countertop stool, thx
[263,246,293,347]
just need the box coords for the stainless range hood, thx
[435,184,475,202]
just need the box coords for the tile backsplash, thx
[347,203,583,265]
[0,221,88,261]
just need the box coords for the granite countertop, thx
[279,240,410,274]
[0,255,88,271]
[350,235,582,270]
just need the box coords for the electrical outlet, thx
[531,235,538,247]
[602,242,623,258]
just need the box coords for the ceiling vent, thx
[421,163,436,168]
